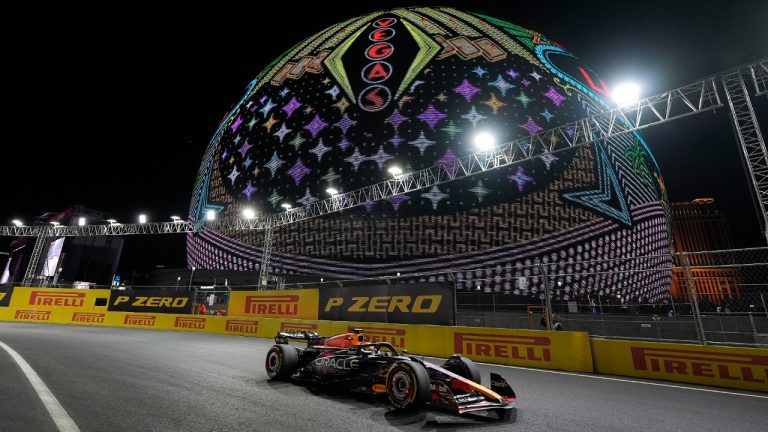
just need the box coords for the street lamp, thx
[106,219,117,225]
[473,132,496,151]
[78,217,86,226]
[50,221,60,227]
[138,214,147,224]
[171,216,182,223]
[188,266,196,290]
[612,82,640,106]
[205,210,216,221]
[242,208,256,219]
[176,276,181,288]
[326,187,339,196]
[387,166,403,177]
[280,203,292,210]
[11,220,23,227]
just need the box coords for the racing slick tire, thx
[265,344,299,379]
[386,360,430,411]
[443,355,481,384]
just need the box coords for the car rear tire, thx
[443,355,481,384]
[386,360,429,411]
[265,344,298,379]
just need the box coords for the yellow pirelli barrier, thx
[228,289,319,319]
[10,287,109,312]
[591,339,768,392]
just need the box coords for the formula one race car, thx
[265,328,516,419]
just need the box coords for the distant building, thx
[669,198,738,301]
[3,206,123,287]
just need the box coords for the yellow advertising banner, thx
[591,338,768,392]
[9,287,109,312]
[228,289,318,319]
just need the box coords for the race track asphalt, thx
[0,322,765,432]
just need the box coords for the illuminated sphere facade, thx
[188,7,672,300]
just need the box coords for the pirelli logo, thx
[174,317,206,330]
[245,295,298,316]
[15,309,51,321]
[72,312,105,324]
[348,326,406,348]
[29,291,86,307]
[123,314,156,327]
[280,322,317,333]
[226,319,259,334]
[454,332,551,362]
[631,347,768,383]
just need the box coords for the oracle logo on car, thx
[280,322,317,333]
[174,317,206,330]
[630,347,768,383]
[245,295,299,316]
[347,326,406,348]
[72,312,105,324]
[15,309,51,321]
[29,291,85,307]
[123,314,156,327]
[454,332,552,362]
[225,319,259,334]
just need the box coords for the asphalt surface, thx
[0,322,765,432]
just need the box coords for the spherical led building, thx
[188,7,672,301]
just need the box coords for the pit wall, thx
[1,287,766,392]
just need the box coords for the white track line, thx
[0,341,81,432]
[423,356,768,400]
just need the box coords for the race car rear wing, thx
[275,331,324,346]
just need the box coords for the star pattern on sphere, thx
[263,151,285,176]
[303,105,314,115]
[304,114,328,138]
[332,97,350,113]
[282,97,302,118]
[267,191,283,206]
[242,181,257,199]
[335,113,356,133]
[409,132,436,155]
[389,194,410,211]
[421,186,449,210]
[279,87,290,97]
[227,167,240,184]
[489,75,515,97]
[368,146,394,169]
[321,168,341,184]
[386,109,407,129]
[453,79,481,102]
[435,92,448,102]
[230,116,243,133]
[469,181,491,202]
[322,77,332,85]
[297,187,318,206]
[345,147,367,171]
[506,68,519,79]
[338,138,352,151]
[482,93,507,115]
[274,124,291,142]
[520,79,531,87]
[472,66,488,77]
[507,166,533,191]
[233,134,242,145]
[417,105,447,129]
[462,106,486,127]
[310,139,332,161]
[543,86,566,107]
[519,117,543,135]
[259,98,276,117]
[246,117,258,129]
[262,114,279,133]
[514,91,534,108]
[221,149,229,161]
[389,133,405,148]
[529,71,543,81]
[325,85,340,100]
[238,140,252,156]
[540,152,558,170]
[540,109,555,122]
[440,120,462,139]
[289,134,305,149]
[242,156,253,169]
[286,159,311,186]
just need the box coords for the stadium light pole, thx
[326,187,339,196]
[78,217,86,226]
[280,203,292,210]
[612,82,640,106]
[188,266,196,290]
[242,208,256,219]
[387,166,403,178]
[473,132,496,151]
[138,214,147,224]
[176,276,181,288]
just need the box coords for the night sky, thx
[2,1,767,273]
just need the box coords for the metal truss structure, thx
[2,58,766,283]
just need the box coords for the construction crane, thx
[2,58,766,286]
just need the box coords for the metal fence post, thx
[539,264,553,331]
[681,252,707,344]
[761,293,768,319]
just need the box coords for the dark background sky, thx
[1,1,767,273]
